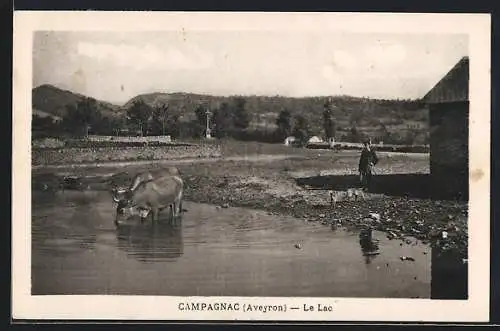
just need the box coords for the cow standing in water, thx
[112,167,184,225]
[128,167,180,193]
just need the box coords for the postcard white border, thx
[12,11,491,322]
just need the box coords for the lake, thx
[31,190,431,298]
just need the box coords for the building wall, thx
[431,245,468,299]
[429,102,469,199]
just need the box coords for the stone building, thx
[423,56,469,200]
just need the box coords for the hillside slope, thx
[126,92,429,135]
[32,85,429,141]
[32,85,122,119]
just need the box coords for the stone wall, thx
[32,144,222,166]
[86,135,172,143]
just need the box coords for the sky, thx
[33,31,468,105]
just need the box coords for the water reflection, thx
[359,228,380,264]
[32,189,59,206]
[116,222,184,263]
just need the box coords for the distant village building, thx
[307,136,323,144]
[284,136,296,146]
[423,56,469,200]
[117,128,142,136]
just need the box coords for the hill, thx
[32,85,429,143]
[32,84,122,119]
[126,92,429,141]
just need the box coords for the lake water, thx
[31,190,431,298]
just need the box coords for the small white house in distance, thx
[307,136,323,144]
[284,136,296,146]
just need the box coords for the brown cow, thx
[112,167,180,202]
[113,167,183,225]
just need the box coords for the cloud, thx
[321,64,345,89]
[364,43,407,67]
[76,41,213,71]
[324,44,407,79]
[38,32,466,101]
[331,50,357,70]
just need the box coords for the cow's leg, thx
[175,189,183,216]
[176,195,182,217]
[178,198,183,215]
[151,208,159,224]
[169,204,175,223]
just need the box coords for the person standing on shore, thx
[358,138,378,192]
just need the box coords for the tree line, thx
[32,96,428,145]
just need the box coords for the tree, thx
[193,104,208,138]
[212,102,234,138]
[323,101,336,141]
[127,99,153,136]
[232,97,250,129]
[92,116,111,135]
[403,129,418,145]
[150,103,170,135]
[275,109,292,141]
[32,115,54,131]
[194,104,206,126]
[165,113,180,139]
[63,97,102,137]
[350,111,363,125]
[349,126,361,143]
[292,114,310,146]
[32,115,63,137]
[110,116,126,136]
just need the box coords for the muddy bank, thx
[182,174,468,259]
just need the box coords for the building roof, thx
[423,56,469,104]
